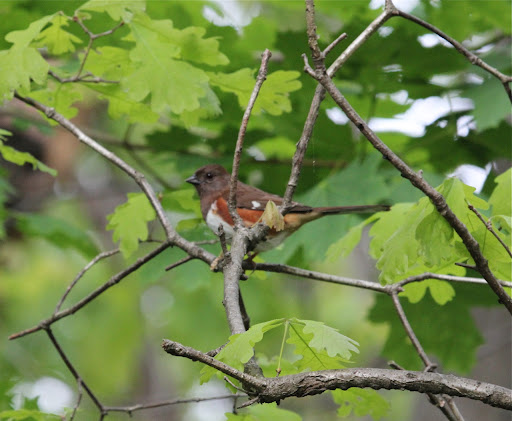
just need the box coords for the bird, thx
[186,164,390,253]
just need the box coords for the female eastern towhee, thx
[186,164,390,253]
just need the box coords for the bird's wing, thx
[219,181,313,213]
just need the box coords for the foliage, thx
[0,130,56,176]
[201,318,358,383]
[0,0,510,420]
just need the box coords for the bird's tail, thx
[313,204,390,215]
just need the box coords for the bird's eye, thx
[206,172,213,179]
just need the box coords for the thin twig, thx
[9,242,171,340]
[394,8,512,103]
[104,394,245,413]
[281,7,392,211]
[123,125,174,190]
[72,16,124,80]
[468,204,512,259]
[54,249,119,314]
[69,379,83,421]
[224,376,246,393]
[14,93,175,241]
[49,69,119,84]
[227,49,272,225]
[397,272,512,289]
[390,269,465,421]
[252,262,390,293]
[301,15,512,313]
[46,328,105,414]
[390,292,432,367]
[165,255,195,272]
[323,33,348,57]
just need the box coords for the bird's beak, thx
[186,175,200,185]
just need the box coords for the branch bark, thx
[162,339,512,410]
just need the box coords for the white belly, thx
[206,208,235,239]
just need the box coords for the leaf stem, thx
[277,320,290,376]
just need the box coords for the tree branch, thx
[54,248,119,314]
[300,7,512,313]
[13,92,218,266]
[104,394,246,414]
[468,203,512,259]
[162,338,512,410]
[393,8,512,103]
[9,242,171,340]
[281,7,392,211]
[46,328,105,415]
[228,49,272,225]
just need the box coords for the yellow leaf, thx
[261,200,284,231]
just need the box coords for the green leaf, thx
[161,189,201,215]
[465,78,510,132]
[438,177,486,227]
[0,47,49,101]
[123,13,209,114]
[170,26,229,66]
[369,201,428,284]
[209,69,302,116]
[415,207,454,267]
[84,46,133,80]
[332,388,389,420]
[86,83,159,123]
[200,319,284,383]
[0,409,61,421]
[368,285,488,373]
[402,280,455,305]
[253,136,296,160]
[0,131,57,176]
[326,213,380,262]
[30,83,83,121]
[1,15,53,97]
[208,68,256,108]
[297,319,359,359]
[489,168,511,217]
[106,193,156,258]
[179,86,222,127]
[79,0,146,22]
[287,319,358,372]
[5,14,54,48]
[257,70,302,115]
[34,14,82,55]
[471,223,511,281]
[16,213,99,258]
[226,403,302,421]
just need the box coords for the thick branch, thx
[162,339,512,410]
[261,369,512,410]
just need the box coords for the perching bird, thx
[186,164,390,253]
